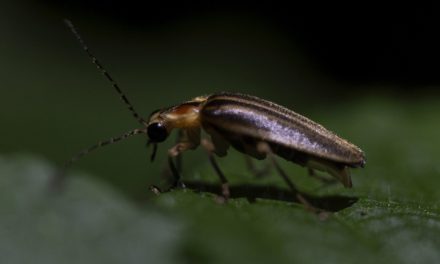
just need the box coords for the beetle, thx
[146,92,365,195]
[60,20,366,207]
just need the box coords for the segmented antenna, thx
[52,128,147,190]
[64,19,147,125]
[63,128,146,169]
[51,21,152,192]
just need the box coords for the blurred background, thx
[1,1,440,263]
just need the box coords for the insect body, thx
[61,20,365,207]
[148,92,365,189]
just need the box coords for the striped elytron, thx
[62,20,366,205]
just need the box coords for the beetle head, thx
[146,100,204,143]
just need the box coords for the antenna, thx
[51,20,154,191]
[64,19,147,125]
[62,128,146,170]
[52,128,147,190]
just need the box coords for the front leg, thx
[150,142,192,194]
[150,128,200,195]
[167,141,197,188]
[168,127,201,188]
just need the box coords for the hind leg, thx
[257,142,322,213]
[308,168,338,186]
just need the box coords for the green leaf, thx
[0,155,182,264]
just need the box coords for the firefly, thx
[60,20,366,208]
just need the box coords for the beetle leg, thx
[148,160,182,196]
[245,155,271,178]
[257,142,319,212]
[203,125,230,157]
[164,128,201,189]
[153,130,184,194]
[307,168,338,186]
[307,159,352,188]
[256,142,299,192]
[167,141,197,188]
[167,155,183,188]
[174,129,185,173]
[201,139,230,201]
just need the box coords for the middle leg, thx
[201,139,230,200]
[244,155,272,179]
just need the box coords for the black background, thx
[48,0,440,85]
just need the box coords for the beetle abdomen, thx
[200,92,365,167]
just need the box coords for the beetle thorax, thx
[153,103,202,130]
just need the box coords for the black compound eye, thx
[147,123,168,142]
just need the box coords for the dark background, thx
[50,1,440,84]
